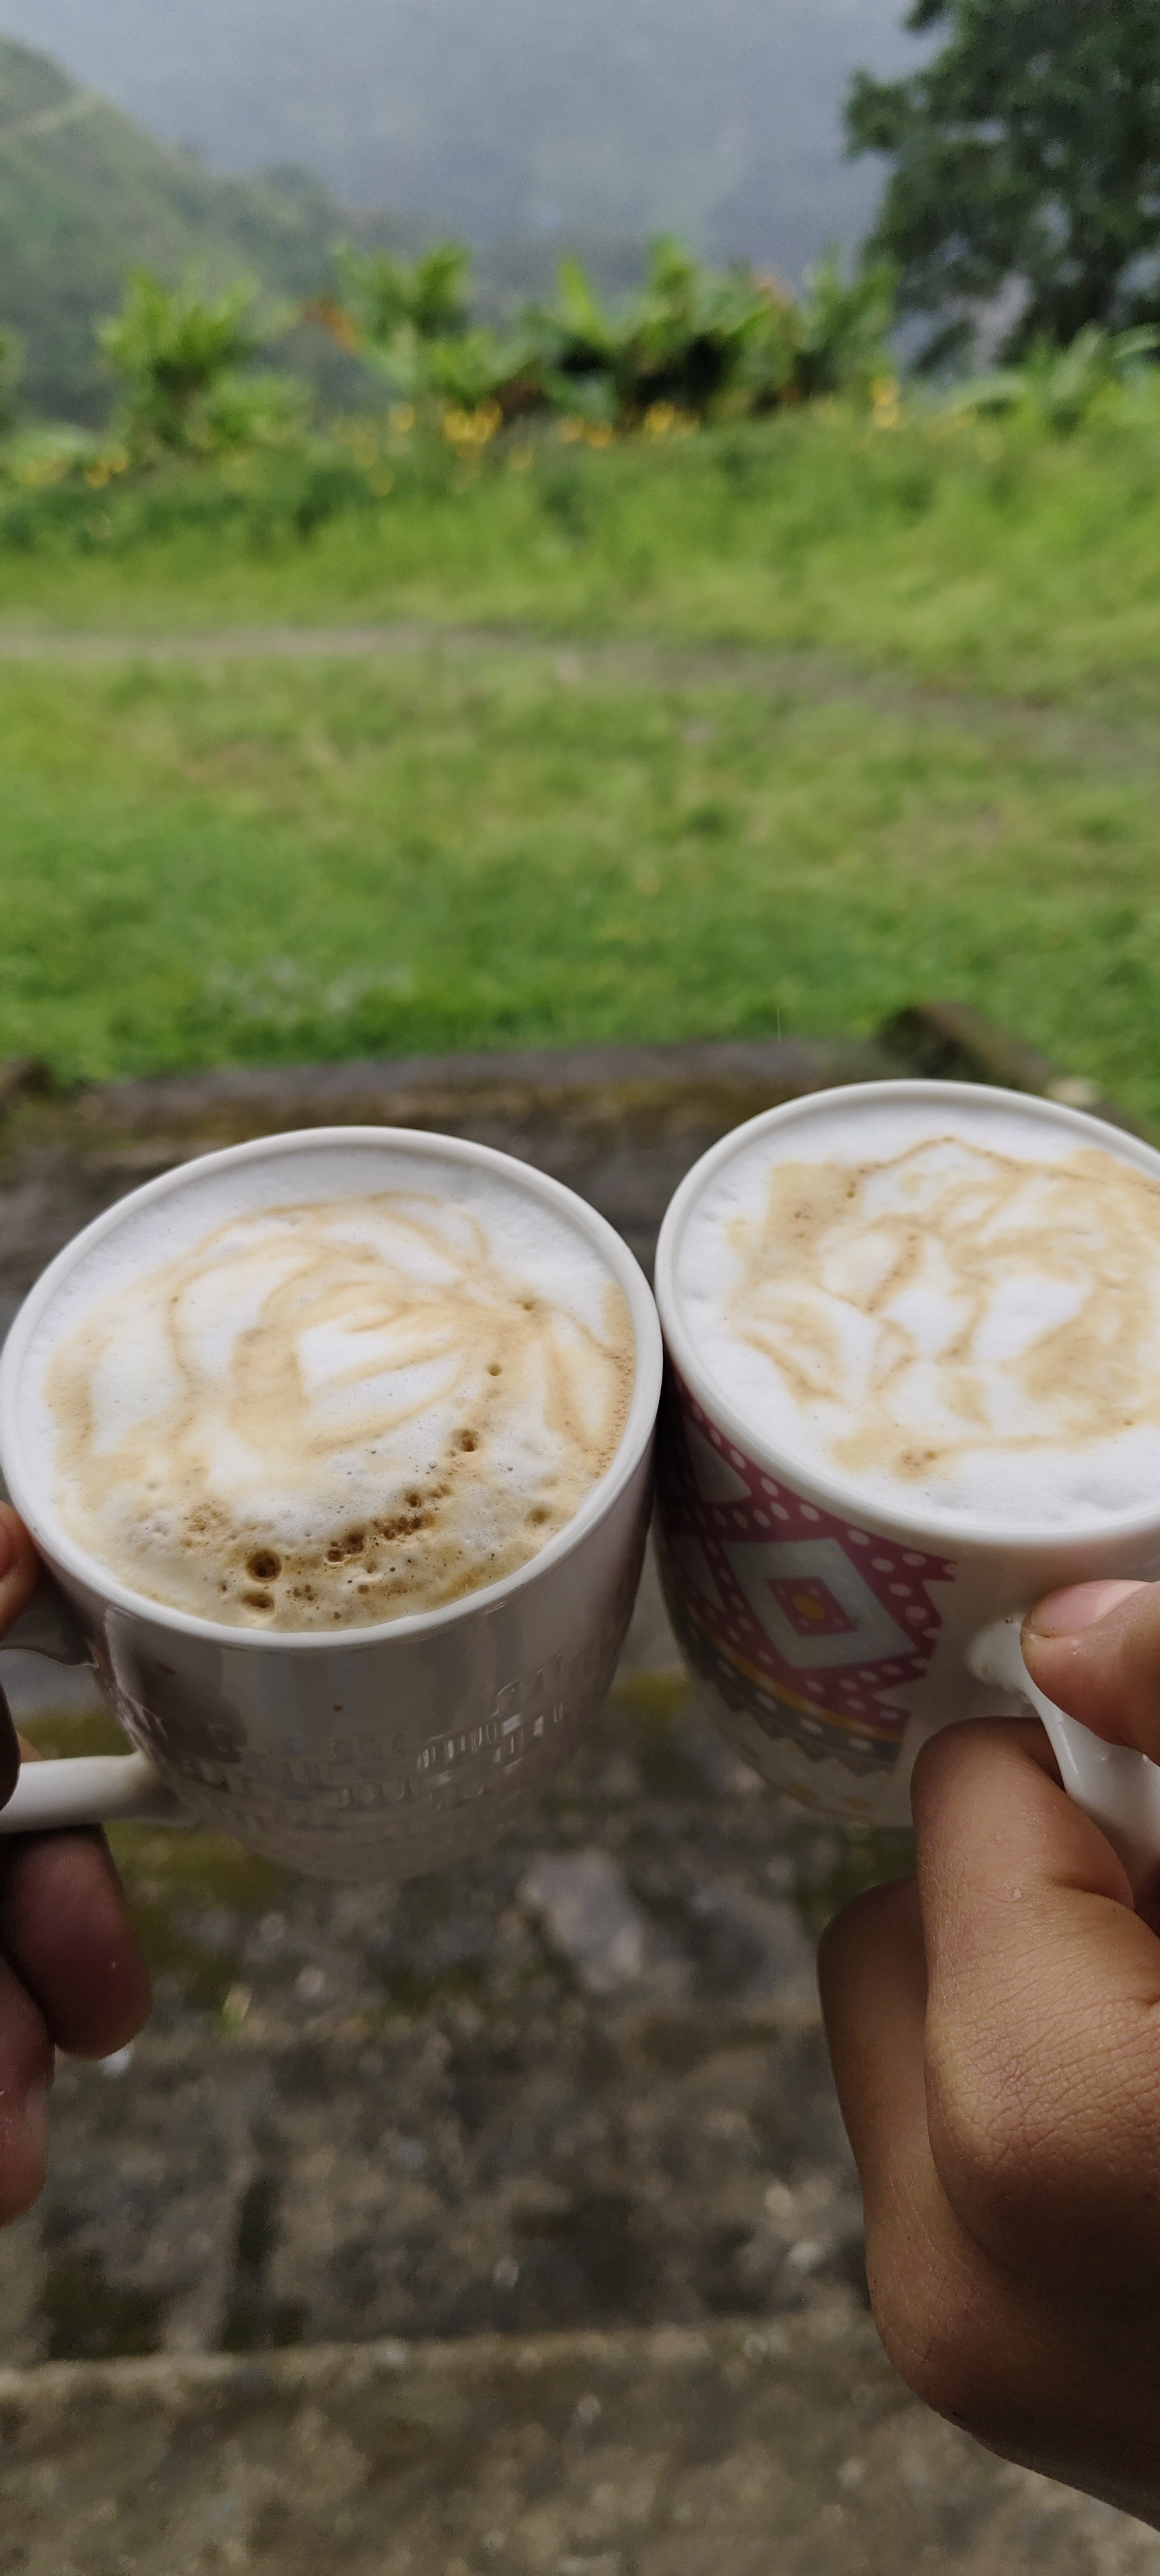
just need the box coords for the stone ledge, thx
[0,2307,1155,2575]
[3,1032,899,1148]
[0,1001,1131,1149]
[0,1002,1134,1315]
[881,1001,1147,1140]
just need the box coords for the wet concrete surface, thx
[0,1023,1152,2565]
[1,1552,890,2367]
[5,2312,1160,2576]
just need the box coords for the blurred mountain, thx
[0,38,649,420]
[0,39,398,417]
[0,0,915,280]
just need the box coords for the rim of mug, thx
[0,1124,663,1651]
[654,1075,1160,1554]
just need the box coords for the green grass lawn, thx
[6,404,1160,702]
[1,404,1159,1113]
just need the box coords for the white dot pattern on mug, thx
[655,1374,953,1782]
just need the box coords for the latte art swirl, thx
[676,1099,1160,1530]
[46,1189,633,1628]
[728,1140,1160,1487]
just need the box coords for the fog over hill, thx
[0,36,428,418]
[0,0,915,282]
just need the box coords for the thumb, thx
[0,1688,15,1813]
[0,1506,39,1639]
[1023,1579,1160,1761]
[0,1507,39,1812]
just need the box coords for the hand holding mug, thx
[0,1504,150,2223]
[819,1576,1160,2527]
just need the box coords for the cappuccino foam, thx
[35,1149,633,1628]
[676,1095,1160,1530]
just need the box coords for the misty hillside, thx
[0,0,916,282]
[0,39,651,422]
[0,39,415,418]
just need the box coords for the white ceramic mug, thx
[654,1080,1160,1895]
[0,1128,662,1881]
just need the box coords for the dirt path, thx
[0,621,523,664]
[0,619,1152,766]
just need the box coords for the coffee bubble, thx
[42,1179,633,1628]
[676,1096,1160,1530]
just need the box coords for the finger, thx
[0,1833,151,2059]
[820,1880,1015,2410]
[0,1509,42,1811]
[0,1688,17,1813]
[818,1879,942,2277]
[820,1855,1160,2510]
[1023,1577,1160,1761]
[0,1506,42,1640]
[0,1502,151,2053]
[819,1877,928,2182]
[910,1719,1160,2284]
[0,1953,53,2225]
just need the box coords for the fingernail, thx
[1026,1579,1147,1639]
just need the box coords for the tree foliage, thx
[333,242,471,350]
[98,270,306,455]
[848,0,1160,365]
[324,236,896,428]
[945,323,1158,433]
[526,237,793,422]
[328,243,534,411]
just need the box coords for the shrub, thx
[943,325,1160,435]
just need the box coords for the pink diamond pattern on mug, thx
[655,1366,956,1780]
[770,1572,856,1640]
[735,1538,913,1670]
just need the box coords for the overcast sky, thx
[0,0,918,273]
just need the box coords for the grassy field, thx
[6,404,1160,699]
[2,403,1159,1113]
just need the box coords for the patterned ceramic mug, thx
[654,1080,1160,1892]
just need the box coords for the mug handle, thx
[0,1573,186,1832]
[969,1614,1160,1899]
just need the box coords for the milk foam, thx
[31,1145,633,1628]
[676,1096,1160,1531]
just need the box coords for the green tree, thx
[848,0,1160,365]
[326,243,534,413]
[333,243,471,348]
[528,237,797,423]
[325,232,895,430]
[946,323,1158,433]
[328,243,471,390]
[99,270,303,455]
[527,240,893,424]
[790,252,898,400]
